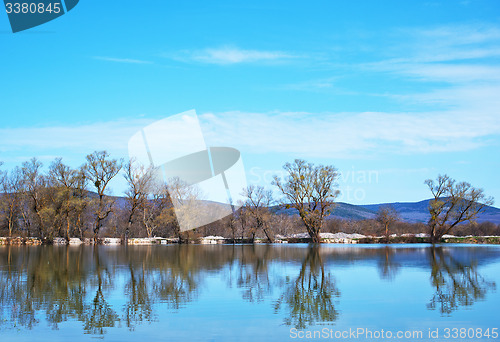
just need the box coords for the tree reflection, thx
[83,247,119,334]
[427,246,496,315]
[377,246,400,281]
[0,246,88,330]
[123,260,154,330]
[0,244,497,336]
[274,246,340,329]
[236,244,274,302]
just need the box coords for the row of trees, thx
[277,160,495,243]
[0,151,178,240]
[0,154,496,243]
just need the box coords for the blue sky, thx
[1,0,499,205]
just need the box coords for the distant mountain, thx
[275,199,500,224]
[360,199,500,224]
[8,189,497,225]
[272,202,376,220]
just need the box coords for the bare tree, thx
[142,183,174,238]
[273,159,340,243]
[165,177,205,241]
[123,159,155,240]
[425,174,494,243]
[376,206,400,239]
[65,167,89,239]
[241,185,274,243]
[84,151,123,239]
[0,164,12,235]
[48,158,88,240]
[21,158,50,239]
[235,206,250,241]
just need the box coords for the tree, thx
[164,177,205,241]
[84,151,123,239]
[273,159,340,243]
[123,159,155,240]
[0,164,13,235]
[425,174,494,243]
[20,158,50,239]
[376,206,400,239]
[48,158,88,240]
[241,185,274,243]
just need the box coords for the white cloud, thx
[198,109,500,158]
[365,24,500,79]
[93,56,153,64]
[414,25,500,46]
[172,46,295,65]
[3,106,498,167]
[283,77,341,91]
[374,63,500,84]
[0,118,153,164]
[357,23,500,126]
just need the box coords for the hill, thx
[275,199,500,224]
[360,199,500,224]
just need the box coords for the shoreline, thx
[1,233,499,246]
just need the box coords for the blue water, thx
[0,244,499,341]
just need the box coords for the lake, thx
[0,244,499,341]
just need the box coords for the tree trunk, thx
[262,226,273,243]
[94,216,102,239]
[66,216,71,241]
[310,230,321,243]
[250,231,256,243]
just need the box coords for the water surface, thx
[0,244,499,341]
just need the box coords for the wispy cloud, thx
[0,118,153,164]
[383,24,500,64]
[377,63,500,84]
[92,56,153,64]
[170,46,295,65]
[355,23,500,119]
[3,106,498,166]
[367,24,500,78]
[199,109,500,158]
[283,77,340,91]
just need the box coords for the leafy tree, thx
[425,174,494,243]
[273,159,340,243]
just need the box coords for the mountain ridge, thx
[274,199,500,224]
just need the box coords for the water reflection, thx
[274,245,340,329]
[376,246,401,280]
[0,244,497,335]
[426,246,496,315]
[236,244,274,303]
